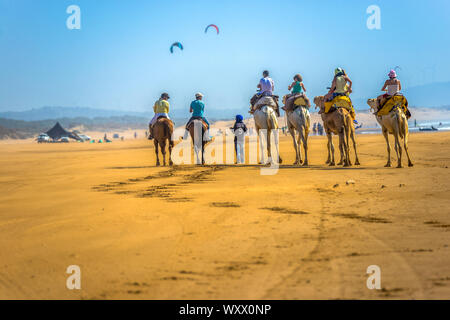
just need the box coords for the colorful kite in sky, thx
[204,24,219,34]
[170,42,183,54]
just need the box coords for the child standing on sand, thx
[231,115,248,164]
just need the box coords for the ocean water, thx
[356,120,450,134]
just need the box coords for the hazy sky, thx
[0,0,449,113]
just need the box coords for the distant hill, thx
[0,106,240,123]
[0,125,30,139]
[0,106,149,121]
[0,115,151,140]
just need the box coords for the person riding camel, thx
[376,70,411,118]
[325,68,352,101]
[324,68,357,123]
[250,70,280,116]
[282,74,311,112]
[258,70,274,96]
[148,93,171,140]
[183,93,212,141]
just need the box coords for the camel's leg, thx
[169,141,174,166]
[350,127,360,165]
[154,140,160,166]
[160,140,167,166]
[325,133,331,164]
[202,141,206,165]
[337,134,344,165]
[195,145,201,165]
[272,129,282,164]
[393,132,403,168]
[297,132,303,164]
[402,125,413,167]
[258,129,265,165]
[344,125,351,167]
[267,129,273,164]
[301,126,308,166]
[327,132,335,166]
[382,128,391,167]
[289,126,299,165]
[337,129,345,166]
[339,127,350,167]
[192,138,200,165]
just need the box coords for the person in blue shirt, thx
[183,93,212,140]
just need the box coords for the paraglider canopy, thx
[170,42,183,53]
[205,24,219,34]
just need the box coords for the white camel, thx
[286,106,310,165]
[367,99,413,168]
[253,105,282,165]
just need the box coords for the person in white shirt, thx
[257,70,274,96]
[250,70,279,115]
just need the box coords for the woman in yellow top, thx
[325,68,352,101]
[324,68,357,123]
[148,93,171,140]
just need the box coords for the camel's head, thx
[313,96,325,109]
[366,98,378,112]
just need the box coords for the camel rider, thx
[283,74,311,112]
[250,70,280,116]
[376,70,411,118]
[324,68,357,123]
[377,70,411,119]
[325,68,352,100]
[258,70,274,96]
[377,70,401,107]
[148,93,171,140]
[183,93,212,141]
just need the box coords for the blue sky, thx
[0,0,449,113]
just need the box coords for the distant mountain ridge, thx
[1,81,449,120]
[0,106,150,121]
[0,106,245,122]
[0,115,152,139]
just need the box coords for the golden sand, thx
[0,131,449,299]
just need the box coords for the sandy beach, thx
[0,131,449,300]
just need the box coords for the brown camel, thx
[313,96,360,167]
[187,119,209,165]
[367,99,413,168]
[151,117,174,166]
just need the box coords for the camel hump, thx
[156,116,172,125]
[187,118,208,130]
[156,115,169,121]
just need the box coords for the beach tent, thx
[46,122,81,141]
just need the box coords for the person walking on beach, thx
[231,115,248,164]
